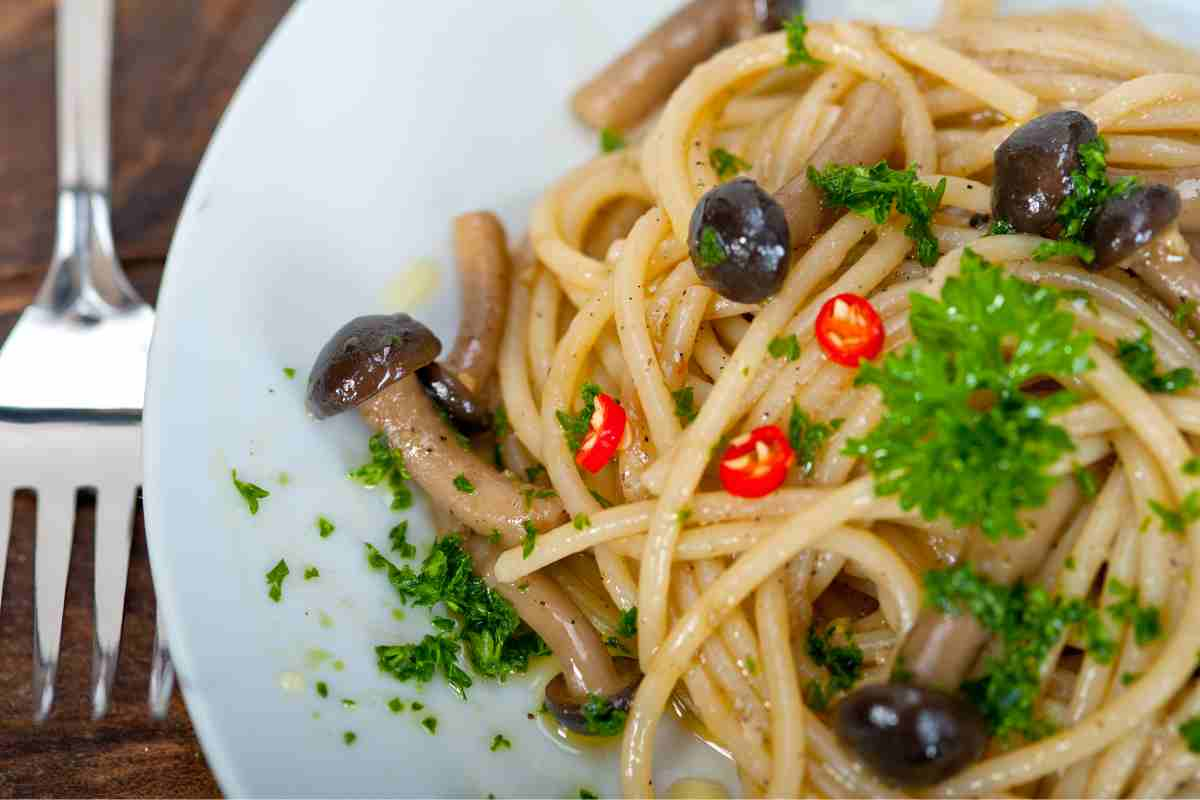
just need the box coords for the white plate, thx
[143,1,1200,796]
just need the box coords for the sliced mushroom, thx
[774,82,903,250]
[306,313,441,419]
[459,534,634,704]
[571,0,744,132]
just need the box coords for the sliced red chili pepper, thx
[576,393,627,474]
[814,293,885,367]
[719,425,795,498]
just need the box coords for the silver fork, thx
[0,0,171,721]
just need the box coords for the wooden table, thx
[0,3,291,795]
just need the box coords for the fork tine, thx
[148,603,175,720]
[91,483,135,719]
[0,487,12,620]
[32,486,77,722]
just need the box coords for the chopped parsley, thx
[745,656,758,675]
[316,681,329,698]
[232,470,270,515]
[369,537,549,696]
[282,367,296,379]
[304,566,319,580]
[556,382,602,454]
[387,697,405,713]
[412,701,424,711]
[490,733,512,752]
[488,529,502,545]
[341,698,357,709]
[1116,323,1195,394]
[676,507,693,526]
[988,218,1016,236]
[580,790,598,800]
[1073,465,1098,498]
[600,128,625,153]
[525,464,546,483]
[1032,136,1138,265]
[1120,671,1139,686]
[573,513,591,530]
[803,624,864,711]
[1181,716,1200,753]
[522,486,557,509]
[1106,580,1161,646]
[343,731,357,746]
[617,606,638,638]
[697,226,727,267]
[421,716,438,735]
[808,161,946,266]
[784,13,822,66]
[926,563,1114,741]
[1184,458,1200,476]
[453,474,476,494]
[1149,490,1200,533]
[788,405,841,477]
[1175,300,1198,330]
[1065,556,1077,570]
[581,693,628,736]
[265,559,289,602]
[768,334,801,361]
[710,147,751,180]
[349,433,414,511]
[389,521,416,558]
[846,249,1093,539]
[522,520,538,559]
[671,386,698,426]
[317,515,335,538]
[589,489,613,509]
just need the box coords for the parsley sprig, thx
[847,249,1093,538]
[788,405,842,477]
[927,564,1113,741]
[804,624,863,711]
[265,559,289,602]
[671,386,698,426]
[232,470,270,515]
[581,694,628,736]
[369,537,549,698]
[784,14,822,67]
[808,161,946,266]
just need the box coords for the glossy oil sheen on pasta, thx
[476,2,1200,797]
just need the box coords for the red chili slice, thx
[814,293,885,367]
[719,425,795,498]
[576,393,627,474]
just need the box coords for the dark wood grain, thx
[0,1,292,796]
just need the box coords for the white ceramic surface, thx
[143,1,1200,796]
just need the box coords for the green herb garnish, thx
[1175,300,1197,331]
[710,148,751,179]
[343,731,357,745]
[988,218,1016,236]
[316,681,329,698]
[422,716,438,734]
[453,474,475,494]
[1106,579,1162,646]
[697,226,727,267]
[803,624,863,711]
[581,693,628,736]
[1116,323,1195,394]
[788,405,840,477]
[525,464,546,483]
[556,382,602,454]
[600,128,625,153]
[590,489,613,509]
[617,607,638,638]
[1184,458,1200,476]
[808,161,946,266]
[768,334,801,361]
[573,513,591,531]
[672,386,698,426]
[1150,490,1200,533]
[784,14,822,66]
[317,515,335,538]
[521,521,538,559]
[341,698,357,709]
[304,566,319,580]
[1073,465,1098,498]
[490,733,512,752]
[232,470,270,515]
[349,433,413,510]
[926,563,1113,741]
[389,521,416,558]
[282,367,296,379]
[580,790,598,800]
[388,697,405,713]
[846,249,1093,539]
[265,559,289,602]
[1181,717,1200,753]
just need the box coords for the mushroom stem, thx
[460,534,626,698]
[1119,226,1200,329]
[571,0,739,131]
[774,82,903,250]
[447,212,512,393]
[360,375,567,547]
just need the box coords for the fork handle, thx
[57,0,112,192]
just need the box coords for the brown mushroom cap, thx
[306,313,441,419]
[543,657,643,736]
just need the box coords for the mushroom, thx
[417,363,492,434]
[992,110,1099,237]
[571,0,802,132]
[446,212,511,393]
[458,534,640,723]
[1111,165,1200,235]
[833,484,1079,786]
